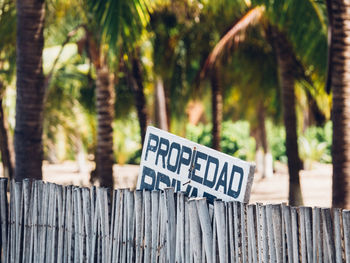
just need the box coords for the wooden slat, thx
[0,178,8,263]
[1,179,350,263]
[333,208,343,263]
[175,192,185,263]
[151,191,160,263]
[342,210,350,263]
[247,204,258,263]
[164,188,176,263]
[322,208,336,262]
[196,198,213,263]
[143,190,151,263]
[188,199,202,262]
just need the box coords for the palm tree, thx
[86,0,147,187]
[327,0,350,209]
[122,48,149,144]
[210,66,222,150]
[202,0,327,205]
[15,0,46,181]
[270,27,303,204]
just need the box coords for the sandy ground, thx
[0,161,332,207]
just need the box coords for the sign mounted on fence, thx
[137,126,255,203]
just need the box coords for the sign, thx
[136,126,255,203]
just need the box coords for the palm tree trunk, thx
[257,102,273,178]
[96,66,115,188]
[131,55,148,144]
[257,102,268,155]
[15,0,45,181]
[272,28,303,206]
[0,94,14,179]
[211,66,222,151]
[155,77,168,131]
[328,0,350,209]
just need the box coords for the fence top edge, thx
[1,178,343,210]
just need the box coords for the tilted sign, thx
[137,126,255,203]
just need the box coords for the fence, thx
[0,177,349,262]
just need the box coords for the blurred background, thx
[0,0,339,206]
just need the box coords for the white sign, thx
[136,126,255,203]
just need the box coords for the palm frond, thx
[87,0,149,52]
[201,6,264,76]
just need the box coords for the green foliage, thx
[113,114,141,164]
[186,123,212,148]
[221,121,256,161]
[299,121,332,165]
[266,120,333,165]
[186,121,256,161]
[266,121,287,163]
[87,0,148,56]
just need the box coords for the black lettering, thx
[215,162,228,194]
[155,138,169,168]
[189,187,198,197]
[140,166,156,190]
[145,133,159,161]
[185,185,192,195]
[171,178,181,192]
[203,156,219,188]
[167,142,181,172]
[191,151,208,184]
[176,146,192,174]
[227,165,244,198]
[155,172,170,190]
[203,192,216,204]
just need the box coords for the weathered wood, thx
[333,208,343,263]
[227,202,235,263]
[258,204,268,263]
[111,190,121,262]
[241,203,248,263]
[214,200,226,263]
[121,189,128,263]
[144,190,151,263]
[151,191,160,263]
[39,181,49,263]
[247,204,258,263]
[0,178,8,262]
[266,204,276,262]
[343,210,350,263]
[126,190,134,263]
[159,190,167,262]
[14,180,23,263]
[282,205,293,263]
[47,183,58,263]
[175,192,185,263]
[56,184,65,263]
[271,204,283,263]
[185,196,191,263]
[290,207,299,263]
[188,199,202,263]
[73,187,81,262]
[322,208,336,262]
[233,201,240,263]
[29,181,39,263]
[0,179,350,263]
[301,207,313,263]
[63,186,73,263]
[196,198,213,263]
[164,188,176,263]
[22,179,31,263]
[299,207,307,263]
